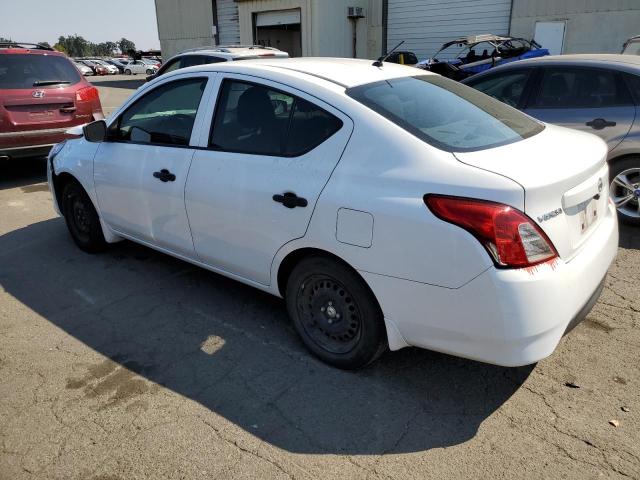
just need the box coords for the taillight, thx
[76,86,99,102]
[424,195,558,269]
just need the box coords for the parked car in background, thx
[123,59,158,75]
[147,45,288,81]
[422,34,549,80]
[0,42,103,160]
[77,60,108,76]
[463,54,640,225]
[104,59,125,73]
[48,58,616,370]
[74,62,93,76]
[622,36,640,55]
[87,59,118,75]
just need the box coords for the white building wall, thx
[155,0,215,58]
[237,0,380,58]
[386,0,512,61]
[510,0,640,53]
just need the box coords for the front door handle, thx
[586,118,617,130]
[153,169,176,182]
[273,192,308,209]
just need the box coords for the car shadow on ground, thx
[0,156,47,190]
[89,77,146,90]
[619,221,640,250]
[0,217,535,455]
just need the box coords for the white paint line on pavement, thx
[74,288,96,305]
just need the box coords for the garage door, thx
[255,9,301,27]
[217,0,240,46]
[387,0,512,61]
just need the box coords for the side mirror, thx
[83,120,107,143]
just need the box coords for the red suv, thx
[0,42,104,160]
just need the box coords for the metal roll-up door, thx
[217,0,240,46]
[387,0,512,60]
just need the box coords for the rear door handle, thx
[273,192,308,208]
[586,118,616,130]
[153,169,176,182]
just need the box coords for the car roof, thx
[490,53,640,70]
[170,57,427,88]
[0,43,65,56]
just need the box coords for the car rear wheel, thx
[610,157,640,226]
[285,256,387,369]
[146,69,154,75]
[62,181,107,253]
[124,69,132,75]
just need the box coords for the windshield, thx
[0,54,81,89]
[346,75,544,152]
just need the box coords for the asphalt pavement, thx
[0,77,639,480]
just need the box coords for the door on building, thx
[534,21,566,55]
[253,9,302,57]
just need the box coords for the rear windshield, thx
[0,54,81,89]
[346,75,544,152]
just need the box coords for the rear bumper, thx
[362,203,619,367]
[0,127,70,158]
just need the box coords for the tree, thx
[38,41,51,48]
[117,38,136,55]
[56,35,90,57]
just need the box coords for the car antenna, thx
[373,41,405,67]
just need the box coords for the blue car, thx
[421,34,549,81]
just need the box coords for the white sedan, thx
[47,58,618,369]
[123,60,158,75]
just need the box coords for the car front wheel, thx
[285,256,387,369]
[62,181,107,253]
[610,157,640,226]
[124,69,131,75]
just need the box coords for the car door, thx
[464,68,535,109]
[524,66,635,150]
[94,74,212,257]
[185,75,352,285]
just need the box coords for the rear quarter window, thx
[0,54,81,89]
[347,75,544,152]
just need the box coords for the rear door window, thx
[210,79,342,156]
[347,75,543,152]
[113,77,207,146]
[466,70,533,108]
[530,68,633,108]
[0,54,81,89]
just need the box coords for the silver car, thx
[463,54,640,225]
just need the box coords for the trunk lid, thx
[1,88,78,132]
[455,124,609,261]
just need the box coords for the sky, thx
[1,0,160,50]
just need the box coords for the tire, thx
[146,69,153,75]
[285,256,387,369]
[62,181,107,253]
[124,69,132,75]
[609,157,640,226]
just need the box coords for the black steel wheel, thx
[286,256,387,369]
[62,181,107,253]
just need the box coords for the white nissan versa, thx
[47,58,618,369]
